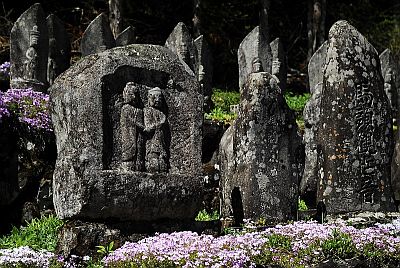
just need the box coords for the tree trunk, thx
[259,0,270,41]
[307,0,326,61]
[109,0,125,38]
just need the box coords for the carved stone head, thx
[123,82,139,105]
[148,87,163,109]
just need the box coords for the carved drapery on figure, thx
[120,82,145,171]
[144,87,169,172]
[24,25,40,81]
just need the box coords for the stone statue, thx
[24,25,40,80]
[144,87,169,172]
[47,38,57,85]
[252,57,263,73]
[120,82,145,171]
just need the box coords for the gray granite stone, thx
[219,70,301,224]
[380,48,400,119]
[308,40,327,94]
[270,38,287,91]
[80,13,115,57]
[50,44,204,222]
[115,26,136,47]
[165,22,198,75]
[316,21,396,214]
[194,35,213,112]
[10,3,49,91]
[237,26,272,92]
[46,14,70,85]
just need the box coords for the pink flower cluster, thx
[104,219,400,267]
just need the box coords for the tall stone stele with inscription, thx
[10,3,48,92]
[219,60,302,224]
[316,20,396,214]
[50,45,204,226]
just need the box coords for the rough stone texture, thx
[50,44,204,223]
[115,26,136,47]
[220,71,302,224]
[165,22,198,75]
[300,83,322,206]
[46,14,70,86]
[308,40,328,93]
[56,220,126,258]
[80,13,116,57]
[10,3,49,92]
[316,20,396,214]
[380,48,400,118]
[237,26,272,91]
[270,38,287,91]
[194,35,213,112]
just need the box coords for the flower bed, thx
[103,220,400,268]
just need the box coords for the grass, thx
[0,214,63,252]
[195,209,219,221]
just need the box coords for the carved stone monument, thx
[50,45,204,225]
[380,48,400,119]
[10,3,48,91]
[115,26,136,47]
[219,62,302,224]
[80,13,116,57]
[308,41,327,94]
[316,21,396,214]
[194,35,213,112]
[165,22,198,75]
[270,38,287,91]
[237,26,272,91]
[46,14,70,85]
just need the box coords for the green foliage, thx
[321,229,357,259]
[211,88,240,112]
[298,199,308,211]
[195,209,219,221]
[204,107,237,124]
[204,88,240,124]
[284,92,311,114]
[0,215,63,252]
[96,241,115,256]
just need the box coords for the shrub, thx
[0,214,63,252]
[195,209,219,221]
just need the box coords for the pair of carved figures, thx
[120,82,169,173]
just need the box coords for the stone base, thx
[54,170,205,222]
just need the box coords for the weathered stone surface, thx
[300,83,322,206]
[50,45,204,222]
[194,35,213,112]
[380,48,400,118]
[220,71,301,224]
[237,26,272,91]
[56,220,126,258]
[115,26,136,47]
[316,20,396,214]
[165,22,198,75]
[10,3,49,91]
[80,13,115,57]
[308,40,327,93]
[46,14,70,86]
[391,131,400,206]
[270,38,287,91]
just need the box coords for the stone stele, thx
[165,22,198,76]
[220,71,302,224]
[237,26,272,92]
[50,44,204,223]
[80,13,116,57]
[10,3,49,91]
[316,20,396,214]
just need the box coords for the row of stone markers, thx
[9,4,215,112]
